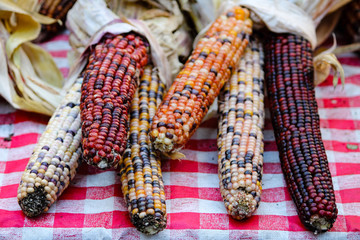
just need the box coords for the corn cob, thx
[119,66,167,234]
[80,34,149,169]
[149,6,253,154]
[264,33,338,233]
[217,38,264,220]
[34,0,77,43]
[17,78,83,217]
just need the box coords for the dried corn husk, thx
[314,35,345,87]
[177,0,220,33]
[0,0,65,116]
[108,0,194,80]
[65,0,172,90]
[288,0,351,26]
[70,0,194,82]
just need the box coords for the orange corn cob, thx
[150,6,253,154]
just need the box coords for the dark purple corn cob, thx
[264,33,338,234]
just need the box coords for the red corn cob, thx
[80,34,149,169]
[264,33,338,233]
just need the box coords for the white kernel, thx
[44,186,51,193]
[48,182,55,189]
[139,212,146,219]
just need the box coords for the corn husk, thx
[177,0,220,33]
[65,0,173,90]
[288,0,351,26]
[94,0,194,82]
[0,0,65,116]
[314,35,345,86]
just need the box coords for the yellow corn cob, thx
[217,38,265,220]
[17,78,83,217]
[149,6,253,154]
[119,66,167,235]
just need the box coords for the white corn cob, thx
[217,38,265,220]
[17,78,83,217]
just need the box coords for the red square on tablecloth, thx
[0,184,17,198]
[53,213,85,228]
[112,211,133,228]
[229,215,259,230]
[0,210,25,227]
[4,159,28,174]
[60,187,87,200]
[287,215,307,231]
[169,212,200,229]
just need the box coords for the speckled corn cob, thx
[17,78,83,217]
[217,38,265,220]
[119,66,167,235]
[80,34,149,169]
[35,0,77,43]
[149,6,252,154]
[264,33,338,233]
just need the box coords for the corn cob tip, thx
[18,186,49,217]
[151,134,176,154]
[308,215,335,234]
[222,189,259,220]
[83,155,118,170]
[132,214,167,235]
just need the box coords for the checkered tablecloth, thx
[0,32,359,240]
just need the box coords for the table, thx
[0,32,359,240]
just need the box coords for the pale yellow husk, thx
[0,0,64,116]
[106,0,194,81]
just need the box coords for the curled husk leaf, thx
[314,35,345,87]
[0,0,64,116]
